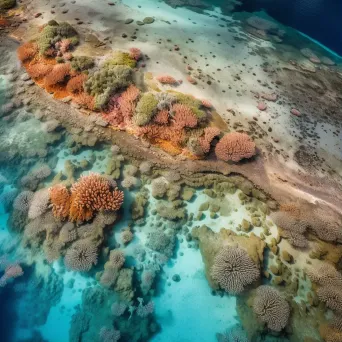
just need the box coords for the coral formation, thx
[253,285,290,332]
[64,239,98,271]
[215,132,256,162]
[211,246,260,294]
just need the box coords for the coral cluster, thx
[215,132,256,162]
[211,246,260,294]
[271,202,342,247]
[50,173,124,223]
[253,285,290,332]
[17,22,257,162]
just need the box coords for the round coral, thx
[215,132,256,162]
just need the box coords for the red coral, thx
[69,173,124,222]
[215,132,256,162]
[17,42,38,63]
[156,75,178,85]
[129,47,142,61]
[153,109,169,125]
[26,63,53,79]
[44,63,71,87]
[49,184,71,220]
[172,103,198,129]
[198,127,220,153]
[66,74,87,94]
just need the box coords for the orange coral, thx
[118,84,140,119]
[26,63,53,79]
[49,184,71,220]
[74,92,95,110]
[44,63,71,87]
[199,127,220,153]
[156,75,178,85]
[153,110,169,125]
[66,74,87,93]
[156,140,182,156]
[17,42,38,63]
[215,132,256,162]
[137,124,184,145]
[69,173,124,222]
[172,104,198,129]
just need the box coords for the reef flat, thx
[0,0,342,341]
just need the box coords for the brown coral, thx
[317,285,342,313]
[49,184,71,220]
[215,132,256,162]
[253,285,290,332]
[211,246,260,294]
[121,229,133,244]
[69,173,124,222]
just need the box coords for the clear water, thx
[0,0,342,341]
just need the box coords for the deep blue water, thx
[237,0,342,56]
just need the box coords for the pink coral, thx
[129,47,142,61]
[198,127,220,153]
[156,75,178,85]
[201,99,212,108]
[103,85,140,128]
[172,103,198,129]
[215,132,256,162]
[153,109,169,124]
[59,39,71,54]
